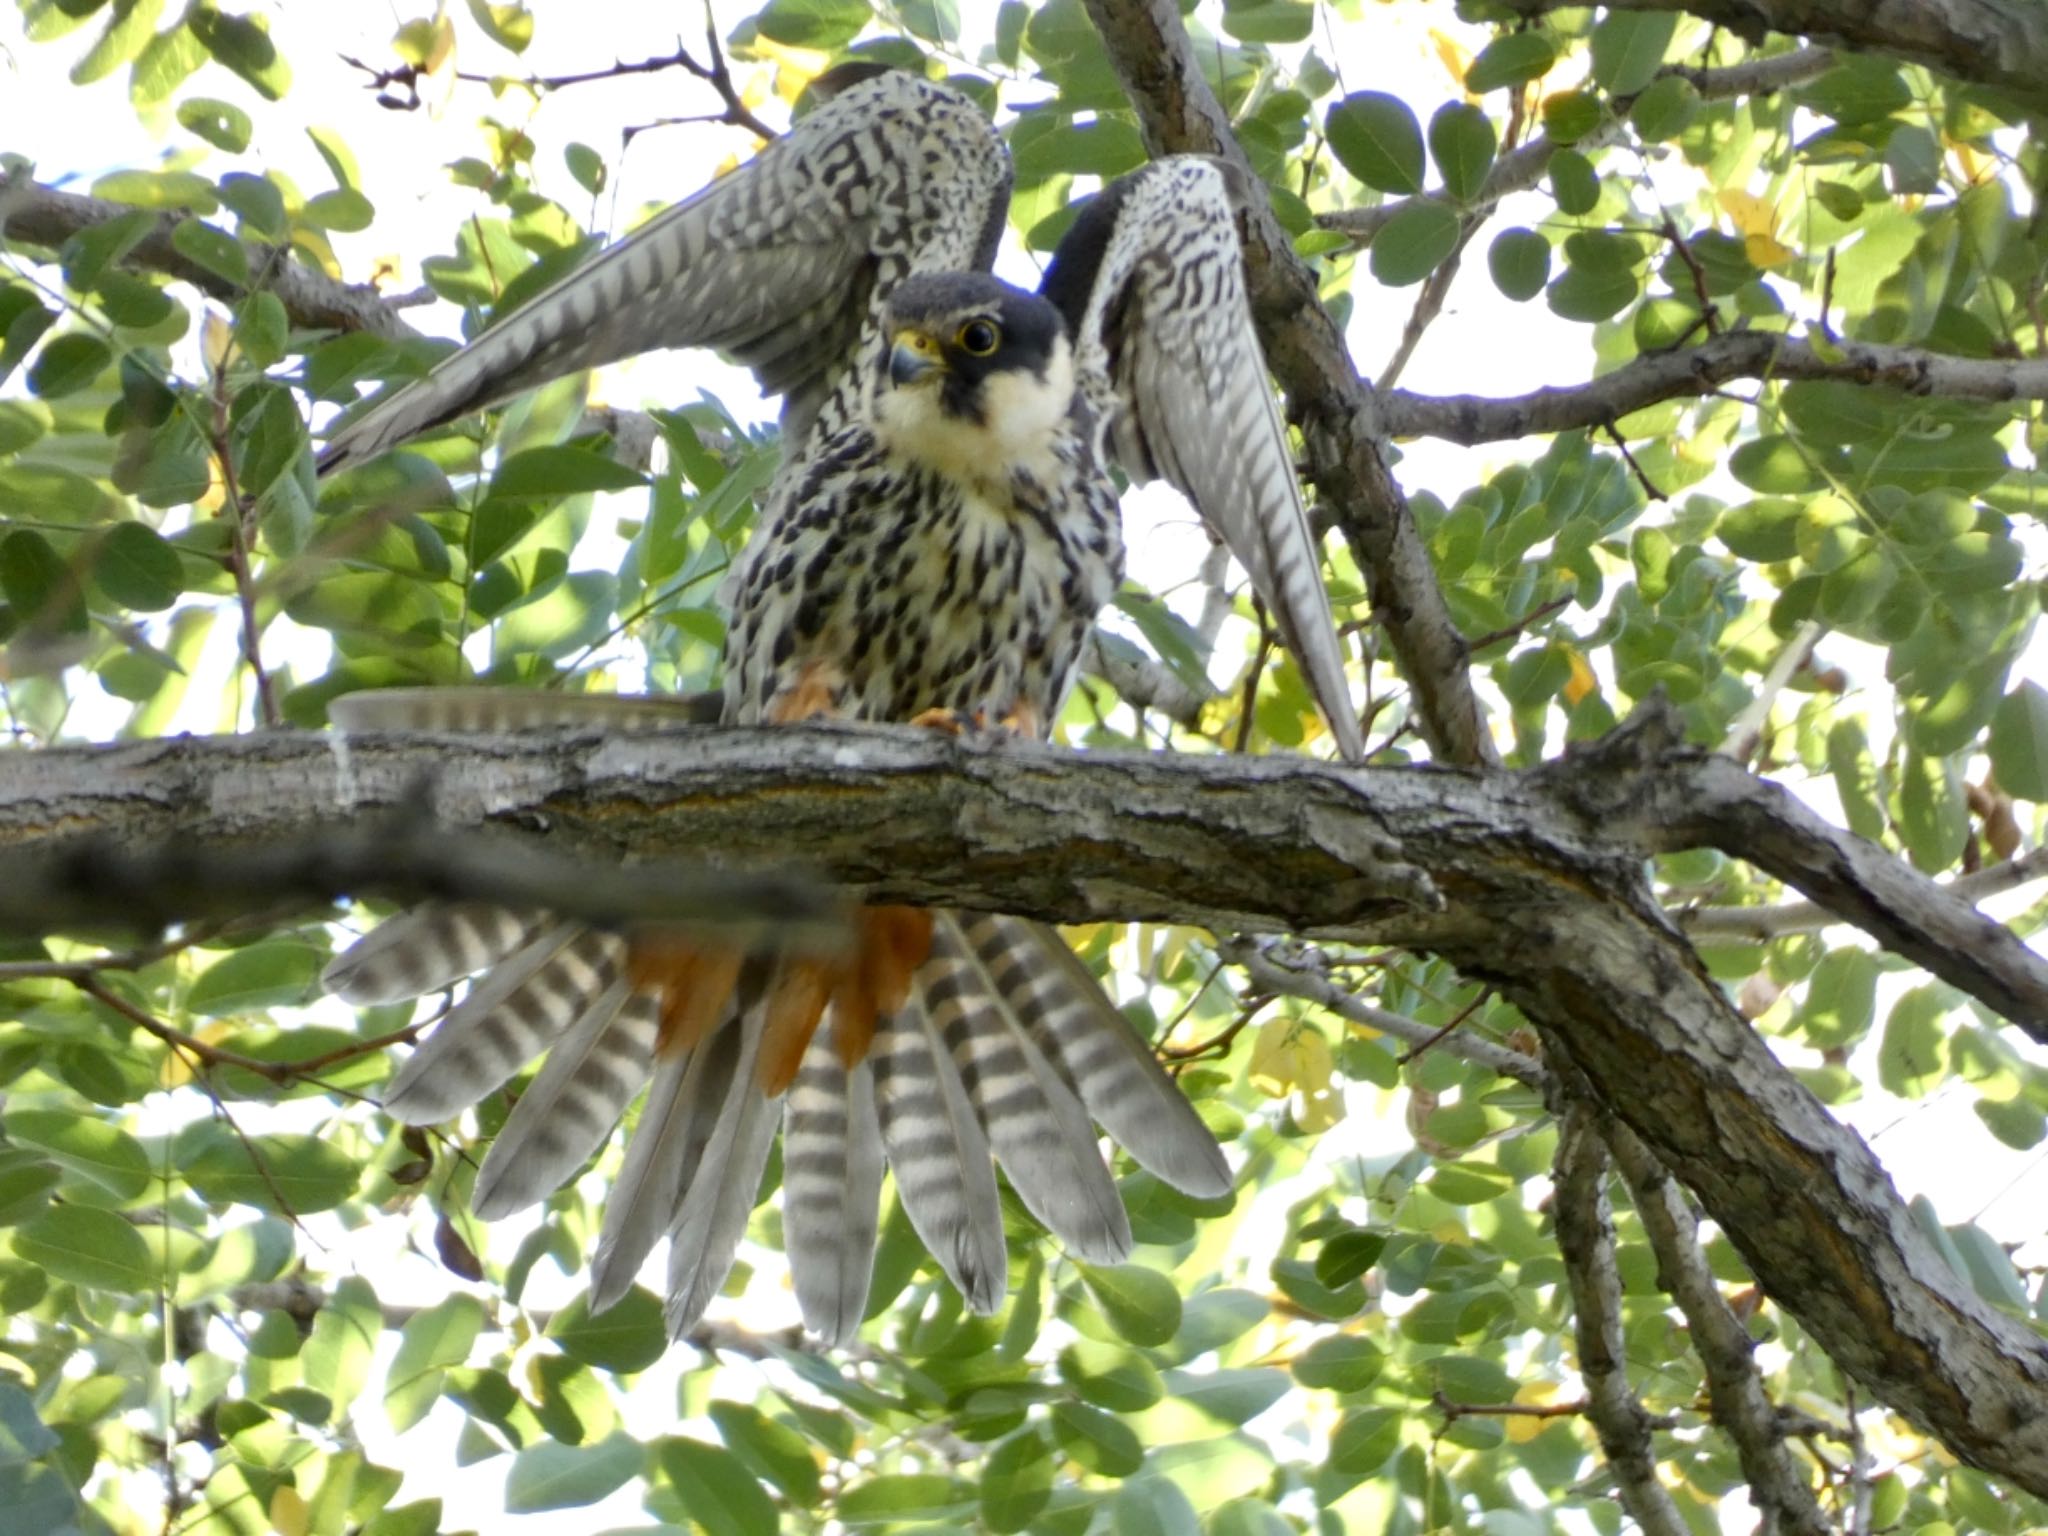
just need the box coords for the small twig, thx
[1600,419,1667,502]
[1394,990,1488,1067]
[1431,1389,1677,1428]
[1659,217,1722,336]
[206,361,281,729]
[1680,843,2048,942]
[1235,602,1275,755]
[1467,594,1572,652]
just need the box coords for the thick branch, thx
[1380,331,2048,445]
[7,718,2048,1492]
[1607,1124,1830,1536]
[1683,845,2048,942]
[0,171,424,341]
[1084,0,1494,767]
[1502,0,2048,112]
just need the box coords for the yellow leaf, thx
[1949,140,1989,185]
[1715,188,1778,239]
[1429,29,1473,92]
[1560,645,1597,708]
[269,1485,309,1536]
[1249,1017,1303,1098]
[1506,1380,1567,1443]
[1744,232,1795,269]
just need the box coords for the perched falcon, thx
[320,68,1364,1342]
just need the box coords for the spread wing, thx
[1041,159,1365,762]
[320,70,1011,474]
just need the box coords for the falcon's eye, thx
[957,319,1001,356]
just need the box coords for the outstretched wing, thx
[320,70,1010,473]
[1041,159,1365,762]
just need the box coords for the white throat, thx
[873,334,1075,496]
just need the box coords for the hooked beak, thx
[889,329,944,387]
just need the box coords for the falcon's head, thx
[874,274,1075,488]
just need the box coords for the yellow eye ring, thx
[957,318,1001,356]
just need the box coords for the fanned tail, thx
[322,902,543,1005]
[927,916,1131,1265]
[960,914,1234,1200]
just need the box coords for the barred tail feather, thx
[966,916,1233,1200]
[931,917,1131,1266]
[873,996,1007,1314]
[588,1017,742,1313]
[322,902,542,1005]
[783,1036,884,1343]
[471,982,658,1220]
[381,926,618,1125]
[662,1009,781,1336]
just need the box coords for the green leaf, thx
[1465,32,1555,93]
[1730,436,1821,495]
[980,1427,1054,1533]
[1629,75,1699,141]
[1221,0,1311,45]
[384,1293,485,1432]
[655,1436,777,1536]
[1989,682,2048,801]
[3,1109,151,1198]
[504,1433,642,1513]
[1878,986,1948,1098]
[547,1287,667,1374]
[71,0,164,85]
[27,333,112,398]
[1590,11,1676,96]
[168,218,249,286]
[1546,263,1637,323]
[1487,228,1549,302]
[1547,148,1599,216]
[176,96,251,152]
[836,1473,968,1523]
[490,445,648,499]
[1052,1400,1143,1477]
[1291,1334,1384,1392]
[1113,1477,1200,1536]
[1974,1097,2045,1152]
[564,142,606,195]
[93,522,184,612]
[1078,1262,1181,1347]
[0,529,88,633]
[187,939,325,1014]
[11,1205,156,1293]
[1315,1227,1387,1288]
[1428,104,1495,203]
[756,0,869,49]
[900,0,961,42]
[709,1400,821,1505]
[1325,92,1425,195]
[186,1133,360,1214]
[1329,1406,1402,1474]
[1797,948,1878,1050]
[1896,752,1966,873]
[466,0,534,53]
[1826,718,1889,843]
[188,6,291,100]
[304,188,374,233]
[131,18,208,104]
[1369,200,1460,287]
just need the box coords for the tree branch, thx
[1083,0,1495,768]
[1607,1122,1830,1536]
[1500,0,2048,112]
[1680,845,2048,942]
[1553,1109,1691,1536]
[0,169,424,341]
[8,712,2048,1489]
[1379,331,2048,446]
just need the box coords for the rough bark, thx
[5,717,2048,1492]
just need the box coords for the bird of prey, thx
[320,67,1364,1343]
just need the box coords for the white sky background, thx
[4,1,2047,1530]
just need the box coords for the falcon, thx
[320,67,1365,1342]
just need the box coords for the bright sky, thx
[4,2,2046,1530]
